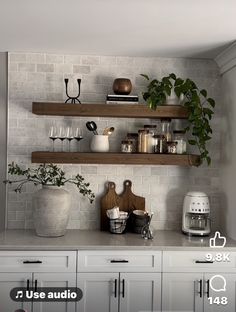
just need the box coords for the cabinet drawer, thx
[163,251,236,272]
[78,250,161,272]
[0,251,76,272]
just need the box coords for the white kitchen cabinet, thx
[0,251,77,312]
[203,273,236,312]
[0,272,32,312]
[77,272,161,312]
[77,272,119,312]
[77,250,162,312]
[33,272,76,312]
[162,273,203,312]
[119,272,161,312]
[162,251,236,312]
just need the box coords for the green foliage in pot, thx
[4,163,95,203]
[141,73,215,165]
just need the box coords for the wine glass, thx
[58,126,66,151]
[49,126,58,152]
[74,128,83,151]
[66,126,74,152]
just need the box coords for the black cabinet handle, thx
[122,279,125,298]
[206,280,210,298]
[35,279,38,292]
[23,260,43,264]
[195,260,213,264]
[114,279,117,298]
[110,260,129,263]
[27,279,30,291]
[198,280,203,298]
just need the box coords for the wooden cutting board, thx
[100,180,145,231]
[119,180,145,212]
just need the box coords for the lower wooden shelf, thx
[31,152,201,166]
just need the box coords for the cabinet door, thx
[119,272,161,312]
[33,273,76,312]
[162,273,203,312]
[76,273,119,312]
[204,273,236,312]
[0,272,32,312]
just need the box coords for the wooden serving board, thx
[100,180,145,231]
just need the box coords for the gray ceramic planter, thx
[33,186,71,237]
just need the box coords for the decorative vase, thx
[90,135,109,152]
[113,78,132,95]
[165,89,184,105]
[33,186,71,237]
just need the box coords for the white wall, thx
[7,52,222,231]
[220,68,236,238]
[0,52,7,230]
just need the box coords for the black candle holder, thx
[64,78,81,104]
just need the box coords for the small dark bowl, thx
[113,78,132,95]
[130,211,150,234]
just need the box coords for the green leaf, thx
[207,98,215,108]
[174,78,184,86]
[169,73,176,80]
[188,140,197,145]
[200,89,207,97]
[140,74,149,80]
[174,86,182,97]
[164,85,172,96]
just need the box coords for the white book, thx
[106,100,139,105]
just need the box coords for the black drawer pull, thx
[110,260,129,263]
[195,260,213,264]
[23,260,43,264]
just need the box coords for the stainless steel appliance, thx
[182,191,211,236]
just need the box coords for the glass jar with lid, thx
[121,140,134,153]
[138,129,149,153]
[173,130,187,154]
[143,125,157,153]
[126,133,138,153]
[161,119,172,142]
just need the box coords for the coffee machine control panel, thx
[190,202,210,213]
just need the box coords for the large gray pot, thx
[33,186,71,237]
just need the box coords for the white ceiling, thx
[0,0,236,59]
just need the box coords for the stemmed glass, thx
[49,126,58,152]
[66,127,74,152]
[58,126,66,152]
[74,128,83,151]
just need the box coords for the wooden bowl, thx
[113,78,132,95]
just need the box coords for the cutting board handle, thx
[124,180,132,189]
[107,181,116,190]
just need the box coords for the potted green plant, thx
[141,73,215,165]
[4,162,95,237]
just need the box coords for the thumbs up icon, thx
[209,231,226,248]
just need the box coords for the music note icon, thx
[15,290,23,299]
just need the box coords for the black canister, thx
[130,210,150,234]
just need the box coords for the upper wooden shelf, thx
[32,152,200,166]
[32,102,189,119]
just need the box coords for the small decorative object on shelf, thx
[113,78,132,95]
[141,73,216,165]
[64,78,81,104]
[106,94,139,105]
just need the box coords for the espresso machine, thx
[182,191,211,236]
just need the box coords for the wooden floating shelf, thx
[32,102,189,119]
[32,152,200,166]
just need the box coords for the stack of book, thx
[106,94,139,104]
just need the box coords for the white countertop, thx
[0,229,235,251]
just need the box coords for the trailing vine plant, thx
[141,73,215,165]
[4,162,95,203]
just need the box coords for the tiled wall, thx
[7,52,222,231]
